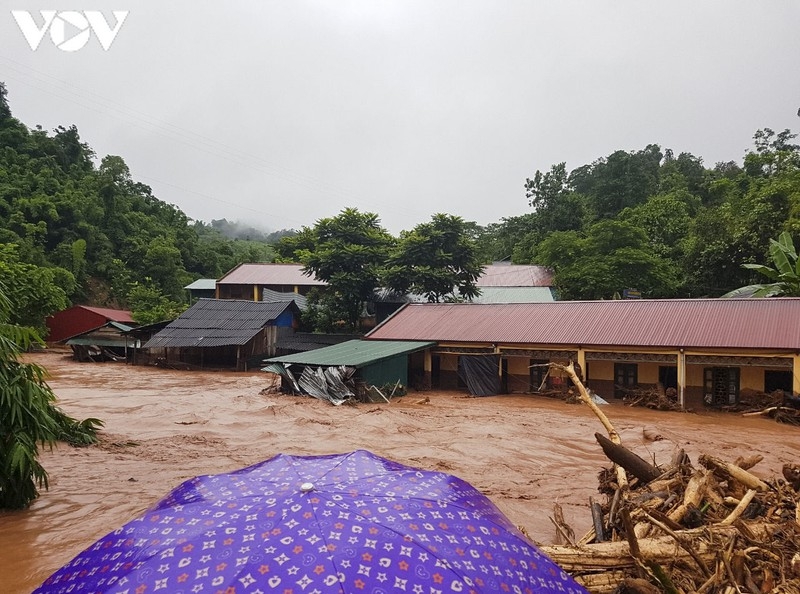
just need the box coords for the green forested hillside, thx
[2,78,799,333]
[0,83,279,329]
[478,132,800,299]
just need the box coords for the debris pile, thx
[622,387,683,412]
[739,390,800,426]
[263,363,407,405]
[538,363,800,594]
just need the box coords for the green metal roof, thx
[263,339,434,368]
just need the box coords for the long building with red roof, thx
[366,299,800,408]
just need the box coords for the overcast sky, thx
[2,1,799,234]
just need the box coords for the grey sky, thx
[2,1,799,234]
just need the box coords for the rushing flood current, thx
[2,350,798,593]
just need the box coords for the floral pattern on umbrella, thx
[36,450,587,593]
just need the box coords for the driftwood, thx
[699,454,770,491]
[594,432,662,484]
[550,362,629,491]
[542,524,775,571]
[538,362,800,594]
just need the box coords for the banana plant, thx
[723,232,800,297]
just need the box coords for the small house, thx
[46,305,135,343]
[215,263,326,300]
[143,298,300,370]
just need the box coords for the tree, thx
[127,282,188,325]
[723,232,800,297]
[0,243,72,334]
[535,220,680,300]
[277,208,394,331]
[570,145,663,220]
[0,282,102,509]
[619,192,695,261]
[384,214,484,302]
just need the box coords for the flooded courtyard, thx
[2,350,798,593]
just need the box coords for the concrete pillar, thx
[577,348,586,382]
[678,350,686,409]
[794,354,800,395]
[423,349,432,390]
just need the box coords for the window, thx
[659,366,677,390]
[529,359,549,392]
[704,367,740,406]
[764,370,792,394]
[614,363,638,398]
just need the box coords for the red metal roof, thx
[46,305,134,342]
[79,306,135,323]
[476,264,553,287]
[217,263,326,286]
[366,299,800,350]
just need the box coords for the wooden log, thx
[540,523,775,572]
[718,489,756,525]
[698,454,770,491]
[595,432,662,483]
[667,470,709,524]
[572,570,629,593]
[733,454,764,470]
[590,497,606,542]
[552,362,628,490]
[617,578,663,594]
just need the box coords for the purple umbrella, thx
[36,450,587,593]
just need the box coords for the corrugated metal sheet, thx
[366,299,800,350]
[217,263,326,286]
[475,264,554,287]
[264,340,435,368]
[144,299,296,348]
[471,287,555,304]
[262,288,309,310]
[184,278,217,290]
[47,306,135,342]
[78,306,135,323]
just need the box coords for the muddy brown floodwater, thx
[2,351,799,593]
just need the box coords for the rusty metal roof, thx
[144,299,298,348]
[217,263,326,286]
[365,299,800,350]
[475,264,553,287]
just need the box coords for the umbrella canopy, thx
[36,450,587,593]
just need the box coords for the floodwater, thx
[2,350,798,593]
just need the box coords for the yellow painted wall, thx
[741,366,762,390]
[588,360,613,381]
[506,357,529,376]
[638,364,660,384]
[686,365,704,388]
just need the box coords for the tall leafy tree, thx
[570,145,663,220]
[0,244,72,334]
[0,282,102,509]
[384,214,484,302]
[277,208,394,331]
[535,220,680,300]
